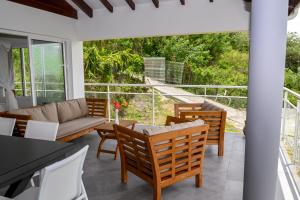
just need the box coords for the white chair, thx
[24,120,59,186]
[0,145,89,200]
[0,117,16,136]
[24,120,59,141]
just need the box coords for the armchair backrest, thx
[180,111,226,143]
[86,98,108,118]
[174,103,202,117]
[165,115,192,126]
[115,123,209,188]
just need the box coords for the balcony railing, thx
[84,83,248,126]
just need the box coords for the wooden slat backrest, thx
[0,113,31,136]
[149,125,209,188]
[86,98,108,118]
[115,124,209,189]
[180,111,226,144]
[165,115,192,126]
[174,103,202,117]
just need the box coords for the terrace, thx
[0,0,299,200]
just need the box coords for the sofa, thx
[1,98,108,142]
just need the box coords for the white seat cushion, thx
[136,119,205,136]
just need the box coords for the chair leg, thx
[114,145,119,160]
[97,137,105,158]
[218,142,224,156]
[121,166,128,184]
[153,186,161,200]
[195,174,203,188]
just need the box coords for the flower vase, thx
[114,109,120,125]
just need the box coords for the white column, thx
[65,41,85,100]
[243,0,289,200]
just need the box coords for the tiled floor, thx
[74,132,245,200]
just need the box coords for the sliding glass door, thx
[31,40,66,105]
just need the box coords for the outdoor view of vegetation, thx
[84,32,300,89]
[83,32,300,127]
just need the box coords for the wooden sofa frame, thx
[174,103,227,156]
[114,117,209,200]
[0,98,108,142]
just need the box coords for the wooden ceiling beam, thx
[180,0,185,5]
[125,0,135,10]
[152,0,159,8]
[7,0,78,19]
[71,0,93,17]
[99,0,113,13]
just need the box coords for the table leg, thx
[5,174,33,198]
[97,136,106,158]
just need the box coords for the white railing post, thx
[294,100,300,166]
[107,85,111,122]
[152,86,155,125]
[281,90,288,140]
[204,87,207,100]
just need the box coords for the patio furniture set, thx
[0,98,226,200]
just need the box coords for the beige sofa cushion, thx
[57,116,106,139]
[40,103,59,122]
[57,99,88,123]
[10,103,59,122]
[77,98,89,116]
[10,107,48,122]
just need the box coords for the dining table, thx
[0,135,77,198]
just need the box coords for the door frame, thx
[0,28,69,106]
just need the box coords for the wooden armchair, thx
[114,117,209,200]
[175,102,227,156]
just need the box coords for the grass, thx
[225,121,242,133]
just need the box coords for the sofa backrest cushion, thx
[77,98,89,116]
[56,99,89,123]
[142,119,205,136]
[10,103,59,122]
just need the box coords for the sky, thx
[288,12,300,34]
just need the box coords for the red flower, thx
[114,102,121,109]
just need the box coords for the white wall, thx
[0,1,85,100]
[76,0,250,41]
[0,1,77,40]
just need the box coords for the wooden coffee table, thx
[95,120,137,160]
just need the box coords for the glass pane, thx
[31,40,65,105]
[13,48,31,97]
